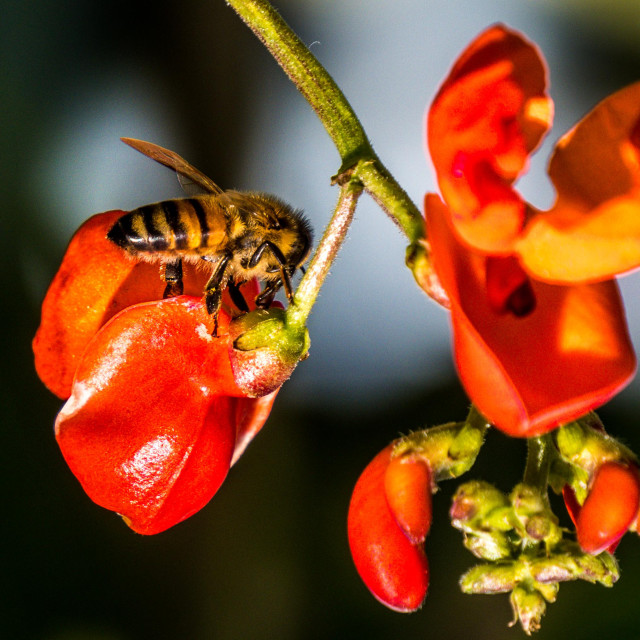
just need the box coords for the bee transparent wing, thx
[121,137,223,195]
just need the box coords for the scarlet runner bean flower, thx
[348,416,488,611]
[424,24,638,436]
[33,211,281,534]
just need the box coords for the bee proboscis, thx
[107,138,312,335]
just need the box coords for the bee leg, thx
[163,259,183,298]
[202,252,232,336]
[249,241,295,303]
[255,279,282,308]
[227,281,250,313]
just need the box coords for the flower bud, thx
[509,585,549,635]
[348,445,429,612]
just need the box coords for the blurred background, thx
[4,0,640,638]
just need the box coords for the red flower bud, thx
[575,462,640,554]
[347,445,430,612]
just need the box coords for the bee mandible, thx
[107,138,313,335]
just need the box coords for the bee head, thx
[279,208,313,272]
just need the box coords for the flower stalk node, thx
[230,308,310,397]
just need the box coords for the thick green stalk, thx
[287,177,363,328]
[225,0,371,165]
[523,435,553,495]
[225,0,425,244]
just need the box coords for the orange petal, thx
[55,297,247,535]
[33,211,209,399]
[427,24,552,253]
[425,194,636,437]
[384,455,433,545]
[518,82,640,282]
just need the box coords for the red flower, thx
[424,25,637,436]
[34,211,278,534]
[347,445,432,612]
[563,461,640,555]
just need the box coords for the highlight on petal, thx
[425,194,636,437]
[55,296,247,535]
[32,211,209,399]
[427,24,552,253]
[348,445,429,612]
[518,82,640,282]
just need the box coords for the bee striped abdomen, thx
[108,196,226,257]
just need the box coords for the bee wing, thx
[121,137,223,195]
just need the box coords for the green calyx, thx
[392,408,489,482]
[551,415,637,503]
[231,308,310,365]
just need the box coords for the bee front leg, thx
[255,279,282,308]
[227,280,250,313]
[202,252,232,336]
[163,258,183,298]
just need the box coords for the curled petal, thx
[518,82,640,282]
[348,445,429,612]
[33,211,209,399]
[425,194,636,437]
[55,296,248,535]
[428,24,552,253]
[232,391,279,465]
[577,462,640,555]
[384,455,433,544]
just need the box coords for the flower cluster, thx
[349,24,640,631]
[33,211,281,534]
[32,14,640,635]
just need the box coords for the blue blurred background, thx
[4,0,640,638]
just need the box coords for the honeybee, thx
[107,138,312,335]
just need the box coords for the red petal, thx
[33,211,209,399]
[518,82,640,282]
[232,390,279,465]
[577,462,640,554]
[55,296,244,535]
[427,24,552,253]
[348,445,429,612]
[425,194,636,437]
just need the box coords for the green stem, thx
[351,161,425,244]
[523,436,553,495]
[286,177,363,328]
[226,0,371,165]
[226,0,425,244]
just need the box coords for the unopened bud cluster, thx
[452,479,619,634]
